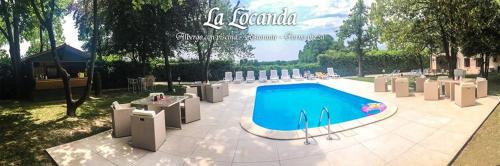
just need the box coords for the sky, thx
[1,0,374,61]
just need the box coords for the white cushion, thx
[132,109,156,117]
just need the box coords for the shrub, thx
[318,50,429,76]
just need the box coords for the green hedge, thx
[318,50,429,76]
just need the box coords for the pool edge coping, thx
[239,81,398,140]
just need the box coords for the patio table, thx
[131,96,188,129]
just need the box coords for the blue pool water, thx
[253,83,383,131]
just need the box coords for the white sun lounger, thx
[224,72,233,82]
[270,70,279,82]
[259,70,267,83]
[327,68,340,79]
[246,71,255,83]
[234,71,243,83]
[280,69,291,81]
[292,69,304,81]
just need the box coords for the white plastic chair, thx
[280,69,290,81]
[259,70,267,82]
[292,69,303,81]
[246,71,255,83]
[270,70,279,82]
[234,71,243,83]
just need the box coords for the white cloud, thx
[300,17,344,30]
[62,13,84,50]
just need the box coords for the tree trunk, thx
[12,9,24,99]
[484,54,490,78]
[39,25,44,52]
[163,47,173,92]
[478,54,484,77]
[203,55,211,82]
[418,54,424,73]
[357,51,363,77]
[449,45,457,78]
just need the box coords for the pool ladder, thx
[318,107,333,140]
[298,107,333,145]
[297,109,310,145]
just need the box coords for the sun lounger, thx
[327,68,340,79]
[292,69,304,81]
[270,70,279,82]
[246,71,255,83]
[280,69,291,81]
[315,72,327,79]
[234,71,243,83]
[224,72,233,82]
[259,70,267,82]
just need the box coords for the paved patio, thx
[46,79,500,166]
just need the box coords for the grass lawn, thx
[348,73,500,164]
[0,85,184,165]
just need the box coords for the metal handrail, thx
[297,109,310,145]
[318,106,333,140]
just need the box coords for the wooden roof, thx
[22,44,89,62]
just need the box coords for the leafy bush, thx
[318,50,429,76]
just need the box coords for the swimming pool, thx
[252,83,385,131]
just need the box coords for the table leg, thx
[164,103,182,129]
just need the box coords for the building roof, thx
[22,44,89,62]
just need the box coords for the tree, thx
[182,0,253,82]
[0,0,30,98]
[371,0,439,73]
[337,0,377,77]
[31,0,98,116]
[461,0,500,78]
[298,35,335,63]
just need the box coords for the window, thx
[494,57,498,62]
[476,58,482,67]
[464,58,470,67]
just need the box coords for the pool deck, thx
[46,79,500,166]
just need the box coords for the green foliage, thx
[298,35,336,63]
[318,50,429,76]
[337,0,378,76]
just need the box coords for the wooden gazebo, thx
[22,44,90,90]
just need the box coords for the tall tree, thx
[0,0,29,98]
[298,35,336,63]
[461,0,500,78]
[31,0,98,116]
[182,0,253,82]
[337,0,377,77]
[371,0,439,73]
